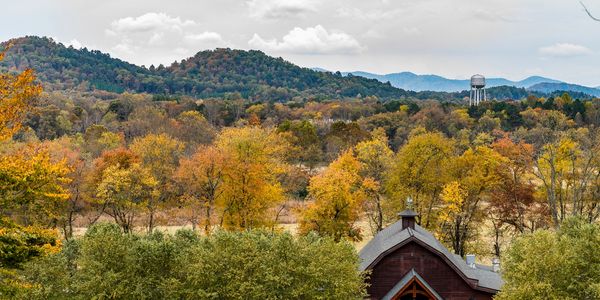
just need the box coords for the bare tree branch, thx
[581,1,600,21]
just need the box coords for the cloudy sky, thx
[2,0,600,86]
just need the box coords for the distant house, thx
[359,210,503,300]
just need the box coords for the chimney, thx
[492,257,500,272]
[398,209,418,230]
[466,254,476,269]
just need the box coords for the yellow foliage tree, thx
[354,129,394,234]
[386,131,455,228]
[299,150,367,241]
[0,145,71,226]
[130,133,185,232]
[0,46,42,141]
[535,134,600,228]
[438,146,506,256]
[0,50,65,294]
[216,127,289,230]
[95,163,158,233]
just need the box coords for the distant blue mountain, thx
[341,71,562,92]
[527,82,600,97]
[311,68,600,97]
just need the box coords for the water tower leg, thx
[470,89,472,106]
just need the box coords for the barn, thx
[359,209,503,300]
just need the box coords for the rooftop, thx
[359,220,503,291]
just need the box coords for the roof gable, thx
[382,269,443,300]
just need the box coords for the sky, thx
[2,0,600,86]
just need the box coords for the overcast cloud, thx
[1,0,599,86]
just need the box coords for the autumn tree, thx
[277,119,323,170]
[0,46,42,141]
[0,50,63,295]
[386,130,455,228]
[533,131,600,227]
[89,148,157,232]
[130,133,185,232]
[215,127,288,230]
[354,129,394,234]
[324,121,370,161]
[173,145,227,233]
[169,110,216,153]
[42,136,91,240]
[83,124,123,158]
[438,146,505,256]
[299,150,366,241]
[490,138,549,232]
[0,219,61,296]
[0,145,71,227]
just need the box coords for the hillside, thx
[0,36,155,93]
[1,36,595,102]
[0,36,416,101]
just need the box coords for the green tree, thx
[19,223,367,300]
[175,230,367,299]
[496,218,600,300]
[278,120,323,170]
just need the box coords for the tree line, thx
[2,47,600,298]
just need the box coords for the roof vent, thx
[466,254,476,269]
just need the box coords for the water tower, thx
[470,74,486,106]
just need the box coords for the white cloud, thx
[67,39,82,49]
[184,32,223,43]
[105,12,226,65]
[538,43,593,57]
[249,25,364,54]
[109,12,195,34]
[247,0,317,19]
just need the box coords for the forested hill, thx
[0,36,416,101]
[0,36,154,93]
[1,36,594,102]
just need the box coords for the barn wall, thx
[366,241,495,300]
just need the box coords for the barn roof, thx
[359,220,504,291]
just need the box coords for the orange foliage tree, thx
[0,46,42,141]
[173,145,228,233]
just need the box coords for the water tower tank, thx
[471,74,486,88]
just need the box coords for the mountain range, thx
[316,70,600,97]
[1,36,598,102]
[0,36,416,102]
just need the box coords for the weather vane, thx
[406,196,414,210]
